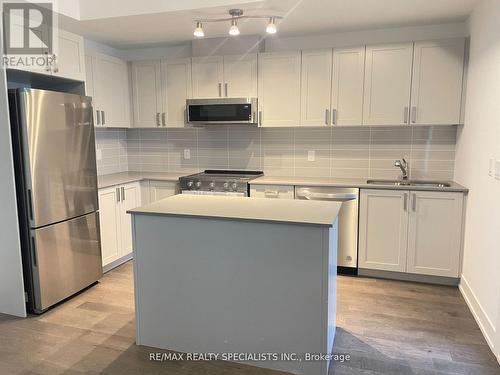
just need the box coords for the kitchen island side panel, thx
[132,214,336,375]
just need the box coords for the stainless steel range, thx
[179,170,264,197]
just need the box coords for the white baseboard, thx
[459,275,496,355]
[103,253,133,273]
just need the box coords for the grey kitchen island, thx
[128,195,341,375]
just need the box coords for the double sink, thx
[366,179,451,188]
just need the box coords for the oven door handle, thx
[296,192,358,202]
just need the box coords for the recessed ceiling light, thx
[193,21,204,38]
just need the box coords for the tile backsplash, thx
[95,126,457,180]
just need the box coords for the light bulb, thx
[193,21,204,38]
[266,17,277,34]
[229,19,240,36]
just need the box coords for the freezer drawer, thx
[30,211,102,312]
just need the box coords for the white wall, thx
[0,16,27,317]
[264,22,468,51]
[455,0,500,362]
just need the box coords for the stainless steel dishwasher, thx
[295,187,359,274]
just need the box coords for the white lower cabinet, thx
[406,191,463,277]
[358,190,408,272]
[359,189,464,278]
[98,182,141,268]
[250,185,295,199]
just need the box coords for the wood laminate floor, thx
[0,261,498,375]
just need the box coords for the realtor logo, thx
[3,2,53,54]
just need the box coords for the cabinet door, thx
[363,43,413,126]
[93,53,131,128]
[131,60,162,128]
[98,187,121,266]
[162,58,192,127]
[191,56,223,98]
[410,39,465,125]
[331,46,365,126]
[359,189,409,272]
[119,182,141,257]
[53,30,85,81]
[407,191,463,277]
[223,54,257,98]
[300,49,332,126]
[258,51,301,127]
[149,181,177,203]
[84,55,100,127]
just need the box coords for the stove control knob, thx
[231,182,238,191]
[223,182,229,190]
[187,181,194,189]
[195,181,202,189]
[209,182,215,190]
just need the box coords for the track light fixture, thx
[193,21,204,38]
[193,9,282,38]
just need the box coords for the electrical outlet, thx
[307,150,315,162]
[184,149,191,160]
[96,149,102,161]
[495,160,500,180]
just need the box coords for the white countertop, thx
[97,171,198,189]
[250,175,468,193]
[128,194,341,227]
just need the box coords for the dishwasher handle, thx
[296,191,358,202]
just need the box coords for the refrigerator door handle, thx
[31,236,37,267]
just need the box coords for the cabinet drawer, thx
[250,185,294,199]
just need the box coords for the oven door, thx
[186,98,257,125]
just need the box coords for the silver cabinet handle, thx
[156,112,160,126]
[259,111,263,126]
[403,193,408,211]
[116,187,120,202]
[96,110,100,125]
[332,108,337,125]
[218,83,222,97]
[412,193,417,211]
[224,83,228,97]
[403,106,409,124]
[411,106,417,123]
[162,112,166,126]
[101,110,105,125]
[121,187,125,201]
[325,109,330,125]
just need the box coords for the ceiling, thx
[58,0,480,49]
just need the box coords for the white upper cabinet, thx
[363,42,414,126]
[89,53,131,128]
[131,60,162,127]
[406,191,463,277]
[300,49,333,126]
[331,46,365,126]
[53,30,85,81]
[258,51,302,127]
[410,39,465,125]
[358,189,409,272]
[162,58,192,127]
[222,54,257,98]
[191,56,224,98]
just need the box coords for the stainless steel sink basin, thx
[366,179,451,188]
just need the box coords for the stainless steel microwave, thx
[186,98,258,125]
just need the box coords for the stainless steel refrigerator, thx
[9,88,102,314]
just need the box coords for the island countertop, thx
[128,194,341,227]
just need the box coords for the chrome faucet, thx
[394,158,408,180]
